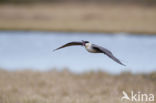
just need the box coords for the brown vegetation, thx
[0,3,156,34]
[0,69,156,103]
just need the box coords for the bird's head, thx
[82,40,89,46]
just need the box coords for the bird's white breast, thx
[85,43,97,53]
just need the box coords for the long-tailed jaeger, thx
[53,40,125,66]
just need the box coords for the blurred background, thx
[0,0,156,103]
[0,0,156,73]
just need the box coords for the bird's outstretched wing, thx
[92,44,126,66]
[53,41,83,51]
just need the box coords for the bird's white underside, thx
[85,43,97,53]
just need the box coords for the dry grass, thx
[0,69,155,103]
[0,3,156,34]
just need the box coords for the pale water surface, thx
[0,31,156,74]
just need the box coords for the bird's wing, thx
[92,44,126,66]
[53,41,83,51]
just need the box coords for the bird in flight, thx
[53,40,125,66]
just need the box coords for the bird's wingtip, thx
[53,49,57,52]
[118,61,126,66]
[121,63,126,66]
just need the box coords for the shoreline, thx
[0,29,156,35]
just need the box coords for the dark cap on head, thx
[82,40,89,46]
[82,40,89,43]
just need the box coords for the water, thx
[0,31,156,74]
